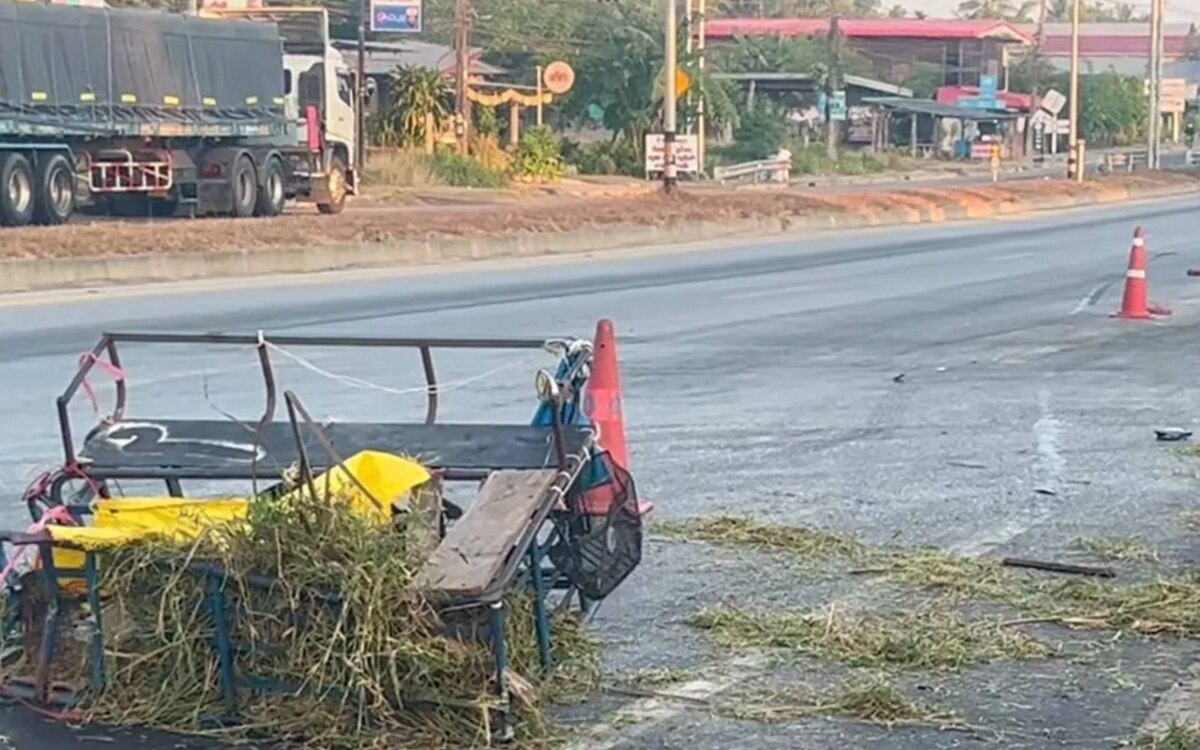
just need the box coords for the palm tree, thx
[956,0,1036,21]
[379,66,453,148]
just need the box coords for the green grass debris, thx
[1133,723,1200,749]
[688,603,1054,671]
[6,487,599,749]
[653,516,865,561]
[1075,537,1160,563]
[717,675,962,728]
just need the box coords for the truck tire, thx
[317,155,347,215]
[231,154,258,218]
[0,153,35,227]
[33,153,76,226]
[254,157,286,218]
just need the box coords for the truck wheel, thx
[231,155,258,218]
[317,155,347,215]
[0,153,35,227]
[254,157,286,217]
[33,154,76,226]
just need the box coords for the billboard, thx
[370,0,421,33]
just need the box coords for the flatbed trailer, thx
[0,1,356,226]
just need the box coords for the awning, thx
[863,96,1019,120]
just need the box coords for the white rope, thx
[263,341,541,398]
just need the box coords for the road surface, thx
[2,193,1200,748]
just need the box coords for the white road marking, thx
[950,387,1062,556]
[988,251,1036,262]
[1137,661,1200,736]
[724,284,813,301]
[563,654,767,750]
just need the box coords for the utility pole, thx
[663,0,678,193]
[697,0,707,176]
[356,0,368,173]
[453,0,472,155]
[685,0,693,137]
[1067,0,1081,181]
[1148,0,1165,168]
[1028,0,1048,159]
[826,14,842,161]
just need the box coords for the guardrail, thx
[1098,148,1150,173]
[712,157,791,185]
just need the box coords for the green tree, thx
[1079,73,1147,146]
[377,66,452,148]
[955,0,1036,21]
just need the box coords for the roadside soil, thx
[2,171,1195,262]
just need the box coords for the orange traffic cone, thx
[579,320,651,517]
[1116,227,1153,320]
[584,319,628,471]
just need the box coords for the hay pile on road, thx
[14,488,598,749]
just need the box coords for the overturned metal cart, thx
[0,323,644,737]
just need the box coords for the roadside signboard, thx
[644,134,699,175]
[370,0,422,33]
[1040,89,1066,116]
[1143,78,1187,113]
[542,62,576,95]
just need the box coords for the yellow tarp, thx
[46,451,431,569]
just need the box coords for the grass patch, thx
[1075,537,1159,563]
[1182,512,1200,530]
[653,516,865,561]
[619,666,701,687]
[688,603,1054,671]
[718,676,961,728]
[1032,578,1200,636]
[1133,724,1200,749]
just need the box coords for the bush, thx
[431,148,508,188]
[727,102,788,163]
[567,139,641,177]
[514,126,566,182]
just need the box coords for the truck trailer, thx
[0,1,356,226]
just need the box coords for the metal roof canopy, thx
[713,72,913,97]
[864,96,1019,120]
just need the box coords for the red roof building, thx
[1016,22,1195,76]
[704,18,1033,88]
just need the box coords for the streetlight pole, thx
[663,0,678,193]
[1068,0,1081,181]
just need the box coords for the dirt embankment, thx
[2,172,1196,262]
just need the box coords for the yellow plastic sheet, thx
[44,451,431,569]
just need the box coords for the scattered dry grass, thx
[1133,724,1200,749]
[1182,513,1200,531]
[1075,537,1160,563]
[688,603,1054,672]
[653,516,864,561]
[619,666,701,687]
[717,676,962,728]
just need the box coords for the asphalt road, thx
[3,194,1200,748]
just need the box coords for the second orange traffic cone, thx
[1117,227,1153,320]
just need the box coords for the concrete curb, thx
[2,180,1197,294]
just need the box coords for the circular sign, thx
[542,61,576,95]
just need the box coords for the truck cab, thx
[199,7,357,207]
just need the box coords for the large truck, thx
[0,1,356,226]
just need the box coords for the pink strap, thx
[0,505,75,586]
[78,353,125,415]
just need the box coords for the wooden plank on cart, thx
[417,469,558,598]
